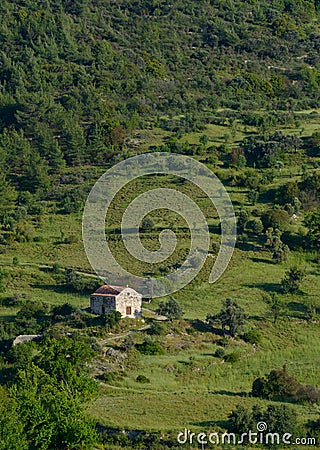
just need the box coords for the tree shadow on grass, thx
[251,257,274,265]
[287,302,308,319]
[245,282,280,293]
[189,319,213,333]
[287,301,307,313]
[192,419,230,430]
[30,283,89,296]
[249,315,266,322]
[211,390,249,398]
[236,242,260,252]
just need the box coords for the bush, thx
[122,335,135,351]
[281,267,306,294]
[102,371,126,383]
[137,338,164,355]
[140,217,154,232]
[214,347,225,358]
[12,257,19,266]
[261,209,290,231]
[105,311,122,329]
[223,353,239,363]
[52,303,77,319]
[242,329,262,345]
[136,375,151,383]
[247,218,264,234]
[52,263,60,273]
[252,368,300,400]
[156,298,184,320]
[148,322,165,336]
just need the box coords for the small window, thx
[102,306,106,314]
[126,306,132,315]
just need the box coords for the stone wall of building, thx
[115,288,142,318]
[90,295,116,315]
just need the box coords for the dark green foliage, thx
[261,209,290,231]
[52,303,77,319]
[140,217,155,232]
[207,299,248,337]
[148,321,165,336]
[252,367,320,403]
[105,310,122,329]
[281,267,306,294]
[247,189,259,206]
[137,337,164,355]
[229,404,254,435]
[242,329,262,345]
[122,335,135,352]
[7,341,38,370]
[264,293,286,324]
[0,335,99,449]
[102,371,126,384]
[305,208,320,250]
[223,353,239,363]
[11,363,98,449]
[156,298,184,321]
[17,300,49,318]
[136,374,151,383]
[0,172,17,211]
[265,228,290,263]
[237,209,249,233]
[263,404,298,437]
[0,386,28,450]
[276,181,299,205]
[0,269,5,293]
[306,418,320,443]
[247,218,264,235]
[229,403,299,439]
[299,171,320,209]
[214,347,225,358]
[243,132,302,168]
[65,268,100,293]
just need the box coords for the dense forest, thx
[0,1,320,449]
[1,0,320,177]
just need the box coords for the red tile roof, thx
[92,285,126,296]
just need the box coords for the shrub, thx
[296,385,320,404]
[136,375,150,383]
[261,209,290,231]
[214,347,225,358]
[148,321,165,336]
[105,311,122,329]
[12,257,19,266]
[156,298,184,320]
[242,329,262,345]
[52,303,77,319]
[252,368,300,400]
[102,371,126,383]
[122,335,135,351]
[140,217,154,232]
[281,267,306,294]
[247,218,264,234]
[52,263,60,273]
[223,353,239,363]
[137,338,164,355]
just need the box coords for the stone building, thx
[90,285,142,318]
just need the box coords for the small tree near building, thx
[156,298,184,321]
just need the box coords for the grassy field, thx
[88,321,320,432]
[1,114,319,444]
